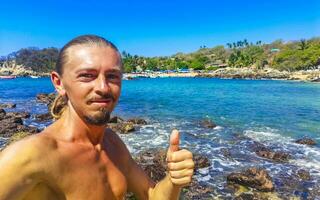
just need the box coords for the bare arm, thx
[0,136,44,200]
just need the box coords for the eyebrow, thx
[75,68,122,74]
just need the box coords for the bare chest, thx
[50,145,128,200]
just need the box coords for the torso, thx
[23,129,129,200]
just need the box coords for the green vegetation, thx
[1,37,319,74]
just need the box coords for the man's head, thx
[51,35,122,125]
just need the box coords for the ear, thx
[51,71,66,96]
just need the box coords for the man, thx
[0,35,194,200]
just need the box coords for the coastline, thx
[1,66,320,82]
[123,67,320,82]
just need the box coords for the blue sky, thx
[0,0,319,57]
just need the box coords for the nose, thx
[95,75,110,94]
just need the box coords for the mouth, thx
[89,98,113,106]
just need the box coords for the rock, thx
[134,149,167,182]
[108,116,124,123]
[6,112,31,119]
[0,114,39,137]
[36,93,56,105]
[251,141,290,162]
[255,148,290,162]
[127,118,147,125]
[34,113,53,121]
[108,122,135,134]
[194,154,211,169]
[221,148,232,159]
[132,149,214,200]
[0,103,16,109]
[0,109,6,120]
[295,137,317,146]
[297,169,311,181]
[200,119,216,129]
[227,167,274,192]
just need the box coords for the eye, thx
[78,73,96,81]
[106,73,121,80]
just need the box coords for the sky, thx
[0,0,319,57]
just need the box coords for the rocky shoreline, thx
[0,93,319,199]
[124,68,320,82]
[1,63,320,82]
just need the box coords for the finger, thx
[170,176,192,186]
[167,159,195,171]
[169,129,180,152]
[169,169,194,179]
[167,149,193,162]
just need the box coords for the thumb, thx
[169,129,180,152]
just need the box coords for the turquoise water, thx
[0,77,320,198]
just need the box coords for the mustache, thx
[88,93,115,102]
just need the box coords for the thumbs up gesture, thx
[166,129,194,187]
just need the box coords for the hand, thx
[166,129,194,187]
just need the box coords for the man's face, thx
[61,45,122,125]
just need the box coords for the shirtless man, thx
[0,35,194,200]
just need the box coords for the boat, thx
[0,75,16,79]
[30,75,39,78]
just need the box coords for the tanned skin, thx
[0,45,194,200]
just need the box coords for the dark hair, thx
[51,34,121,119]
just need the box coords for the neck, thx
[55,105,107,147]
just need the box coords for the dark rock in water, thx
[36,93,56,105]
[134,149,167,182]
[251,141,291,162]
[227,167,274,192]
[295,137,317,146]
[6,112,31,119]
[221,148,233,159]
[108,122,135,134]
[0,103,16,109]
[108,116,124,123]
[297,169,311,181]
[0,113,39,137]
[0,109,6,120]
[255,148,290,162]
[200,119,217,129]
[127,118,147,125]
[35,113,53,121]
[132,149,214,200]
[194,154,211,169]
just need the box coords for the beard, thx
[84,107,111,126]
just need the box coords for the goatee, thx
[84,107,111,126]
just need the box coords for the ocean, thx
[1,77,320,198]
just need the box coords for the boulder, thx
[295,137,317,146]
[0,115,39,137]
[0,103,16,109]
[6,112,31,119]
[227,167,274,192]
[255,148,290,162]
[36,93,56,105]
[34,113,53,121]
[200,119,216,129]
[127,118,147,125]
[251,141,290,162]
[194,154,211,169]
[297,169,311,181]
[0,109,6,120]
[108,122,135,134]
[132,149,214,200]
[108,116,124,123]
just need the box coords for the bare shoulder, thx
[0,132,57,167]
